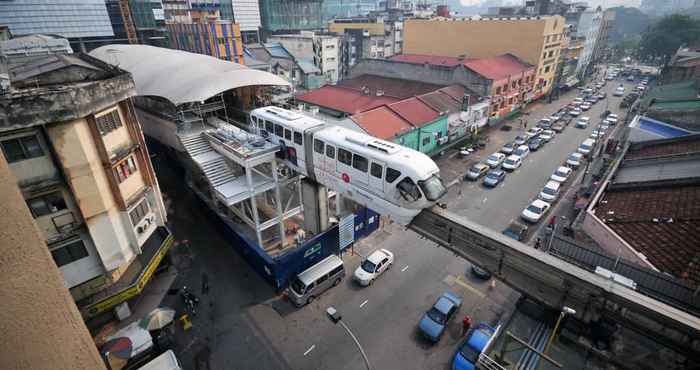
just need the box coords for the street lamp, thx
[326,306,371,370]
[543,306,576,355]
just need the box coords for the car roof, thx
[367,249,388,264]
[488,169,504,175]
[490,152,505,157]
[532,199,550,207]
[557,166,571,173]
[506,154,521,161]
[570,152,583,158]
[466,324,496,352]
[517,145,528,150]
[473,163,489,169]
[544,180,560,189]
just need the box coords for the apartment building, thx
[574,9,602,78]
[329,17,403,70]
[403,16,566,98]
[0,52,171,318]
[167,20,245,62]
[268,31,343,83]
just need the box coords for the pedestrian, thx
[535,238,542,250]
[462,315,472,335]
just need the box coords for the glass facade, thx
[259,0,324,32]
[323,0,378,21]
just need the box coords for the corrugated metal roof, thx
[614,157,700,185]
[626,134,700,159]
[350,106,414,140]
[463,54,534,80]
[264,43,293,59]
[417,90,461,114]
[296,85,399,114]
[388,97,440,127]
[338,74,445,99]
[389,54,463,67]
[296,59,321,74]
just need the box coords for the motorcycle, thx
[181,286,200,316]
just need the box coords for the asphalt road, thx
[156,74,638,370]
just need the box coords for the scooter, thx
[181,286,200,316]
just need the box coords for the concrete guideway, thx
[408,206,700,356]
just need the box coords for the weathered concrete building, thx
[0,52,172,319]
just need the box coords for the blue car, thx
[418,291,462,342]
[452,323,499,370]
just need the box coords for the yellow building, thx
[0,53,172,319]
[403,16,566,97]
[167,20,245,63]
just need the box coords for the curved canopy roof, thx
[90,44,290,106]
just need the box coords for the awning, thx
[82,226,174,318]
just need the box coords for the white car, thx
[580,102,592,111]
[521,199,552,223]
[575,117,590,129]
[569,108,582,116]
[566,152,584,168]
[354,249,394,286]
[606,114,619,124]
[486,152,506,168]
[502,155,523,171]
[539,130,555,142]
[614,86,625,96]
[525,127,543,139]
[590,130,602,139]
[599,124,610,133]
[550,166,573,183]
[514,145,530,159]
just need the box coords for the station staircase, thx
[180,133,237,188]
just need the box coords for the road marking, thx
[360,299,368,308]
[454,275,486,298]
[304,345,315,356]
[401,265,409,272]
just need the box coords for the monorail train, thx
[249,106,447,225]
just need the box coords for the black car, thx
[528,137,545,151]
[482,169,506,187]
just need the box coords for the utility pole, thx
[119,0,139,44]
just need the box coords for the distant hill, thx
[608,6,651,44]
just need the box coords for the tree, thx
[639,14,700,61]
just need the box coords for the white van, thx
[578,138,596,155]
[288,254,345,306]
[137,350,182,370]
[539,181,561,202]
[614,86,625,96]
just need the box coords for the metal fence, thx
[548,236,700,316]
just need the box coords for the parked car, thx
[470,265,492,280]
[537,118,552,129]
[502,155,523,171]
[418,291,462,343]
[521,199,552,223]
[514,145,530,159]
[614,86,625,96]
[538,180,561,202]
[580,102,592,111]
[539,130,555,142]
[502,221,528,241]
[586,96,598,104]
[551,121,566,133]
[525,127,543,139]
[483,169,506,187]
[465,163,490,181]
[353,249,394,286]
[573,97,584,105]
[528,137,545,151]
[606,114,619,124]
[575,117,590,129]
[578,138,596,155]
[513,135,528,146]
[627,75,635,82]
[600,123,610,132]
[452,323,501,370]
[485,152,506,168]
[569,108,582,117]
[566,152,584,168]
[550,166,573,183]
[550,113,563,122]
[597,91,607,99]
[590,130,602,140]
[500,142,515,155]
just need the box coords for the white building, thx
[575,9,602,79]
[268,32,343,84]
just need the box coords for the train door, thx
[324,144,336,175]
[369,161,384,195]
[292,130,305,169]
[336,147,354,187]
[313,138,327,176]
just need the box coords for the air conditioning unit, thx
[438,136,449,145]
[135,214,155,235]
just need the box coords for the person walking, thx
[462,315,472,335]
[535,238,542,250]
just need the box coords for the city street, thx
[157,76,636,370]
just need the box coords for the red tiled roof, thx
[296,85,399,115]
[595,185,700,284]
[417,90,461,114]
[626,136,700,160]
[338,74,445,99]
[389,54,464,67]
[350,106,414,140]
[463,54,534,80]
[388,97,440,127]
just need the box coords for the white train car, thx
[249,107,447,224]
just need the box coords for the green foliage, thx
[640,14,700,60]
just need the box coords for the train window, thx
[284,129,292,140]
[385,167,401,183]
[251,116,257,125]
[294,131,302,145]
[314,139,325,154]
[265,120,273,133]
[275,124,283,137]
[326,145,335,158]
[370,163,383,178]
[352,154,368,172]
[397,177,422,201]
[338,148,352,165]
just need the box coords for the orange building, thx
[167,20,245,63]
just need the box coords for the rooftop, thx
[462,54,534,80]
[641,80,699,108]
[337,74,445,99]
[387,97,440,127]
[626,134,700,160]
[389,54,464,67]
[350,106,414,140]
[296,85,399,115]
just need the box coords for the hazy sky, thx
[458,0,641,8]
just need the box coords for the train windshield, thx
[419,175,447,201]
